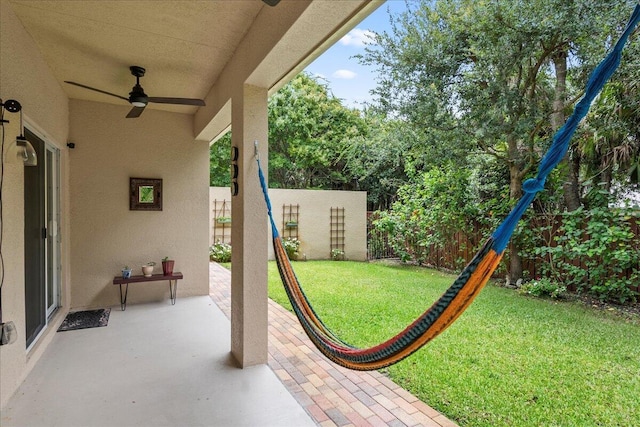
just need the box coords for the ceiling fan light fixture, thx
[131,101,146,107]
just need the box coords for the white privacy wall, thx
[210,187,367,261]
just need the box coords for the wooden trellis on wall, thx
[282,204,299,240]
[212,199,231,244]
[330,207,345,258]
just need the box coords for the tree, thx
[575,39,640,206]
[209,73,419,211]
[340,113,411,210]
[210,133,232,187]
[210,73,368,190]
[360,0,638,281]
[267,72,367,189]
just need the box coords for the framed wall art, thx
[130,177,162,211]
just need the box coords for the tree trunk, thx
[601,153,613,193]
[552,49,582,211]
[562,152,582,211]
[508,137,524,284]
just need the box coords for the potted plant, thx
[122,266,132,279]
[162,256,174,276]
[142,261,156,277]
[216,216,231,224]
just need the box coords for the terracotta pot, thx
[162,260,174,276]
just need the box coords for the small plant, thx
[161,256,174,275]
[210,242,232,263]
[122,265,132,279]
[331,248,345,261]
[141,261,155,277]
[282,238,300,260]
[519,278,566,300]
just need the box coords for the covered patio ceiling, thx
[8,0,382,141]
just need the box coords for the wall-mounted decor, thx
[130,177,162,211]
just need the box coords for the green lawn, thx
[267,260,640,427]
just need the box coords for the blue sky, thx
[304,1,409,109]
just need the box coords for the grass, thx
[266,260,640,427]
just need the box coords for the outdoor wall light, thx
[1,99,37,166]
[8,131,38,166]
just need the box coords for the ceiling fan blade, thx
[147,97,206,106]
[64,81,129,102]
[126,106,146,118]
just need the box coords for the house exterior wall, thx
[0,0,70,409]
[210,187,367,261]
[1,0,210,407]
[69,100,210,309]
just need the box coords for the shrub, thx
[331,248,345,261]
[209,242,232,263]
[529,207,639,304]
[520,278,567,299]
[372,165,487,267]
[282,238,300,260]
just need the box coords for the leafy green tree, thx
[341,113,411,210]
[210,133,231,187]
[209,73,414,211]
[575,38,640,205]
[267,72,367,189]
[361,0,638,281]
[375,164,481,266]
[210,73,368,191]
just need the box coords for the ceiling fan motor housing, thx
[129,66,148,106]
[129,84,148,106]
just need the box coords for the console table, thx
[112,272,183,311]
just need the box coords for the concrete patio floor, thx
[0,296,314,427]
[1,263,457,427]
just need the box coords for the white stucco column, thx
[230,84,269,367]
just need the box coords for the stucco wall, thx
[210,187,367,261]
[0,0,70,409]
[69,100,210,309]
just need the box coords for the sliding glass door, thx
[24,129,60,348]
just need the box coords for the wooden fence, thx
[367,212,640,293]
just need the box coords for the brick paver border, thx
[209,262,458,427]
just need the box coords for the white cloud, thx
[332,69,357,79]
[339,28,375,47]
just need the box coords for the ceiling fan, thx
[64,66,206,118]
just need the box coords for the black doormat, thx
[57,308,110,332]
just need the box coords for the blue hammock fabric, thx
[257,4,640,370]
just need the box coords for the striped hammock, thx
[257,4,640,371]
